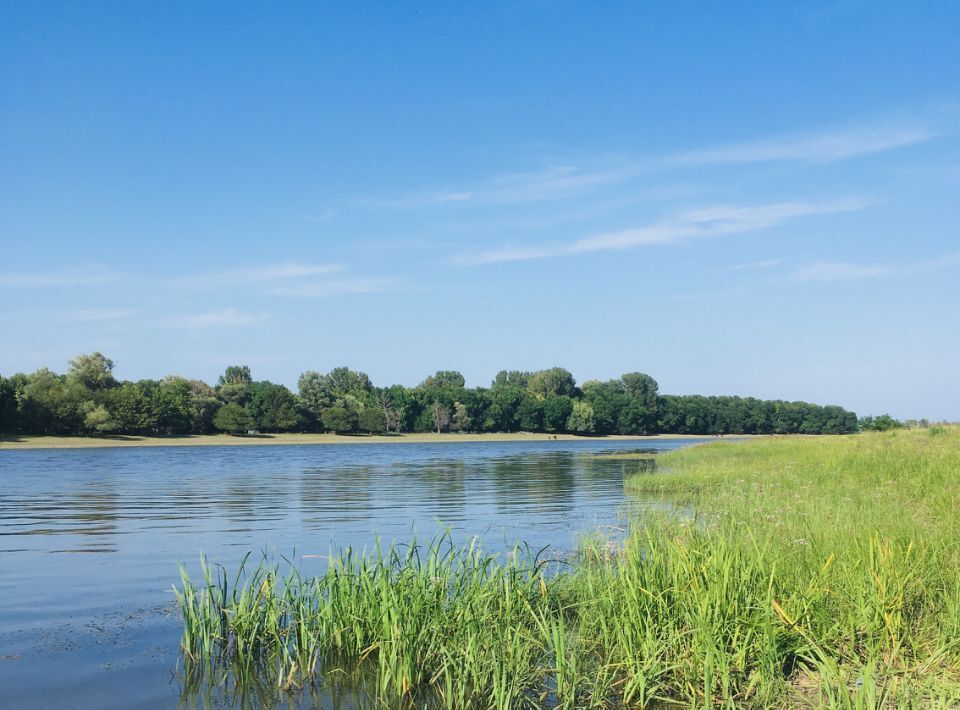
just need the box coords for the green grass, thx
[174,427,960,707]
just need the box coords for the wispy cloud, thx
[0,266,120,288]
[457,198,869,265]
[361,164,645,210]
[183,262,401,298]
[668,121,935,166]
[723,259,783,271]
[301,208,338,224]
[360,110,942,210]
[268,276,399,297]
[58,308,139,323]
[357,189,475,210]
[789,252,960,282]
[164,262,398,296]
[175,262,344,287]
[790,262,895,281]
[160,308,269,330]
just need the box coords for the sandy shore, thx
[0,431,728,451]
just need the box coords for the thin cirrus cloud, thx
[666,122,935,166]
[267,276,400,297]
[0,266,121,288]
[355,189,475,210]
[170,262,399,297]
[0,261,396,307]
[789,252,960,282]
[209,262,398,297]
[159,308,269,330]
[723,259,783,271]
[456,198,870,265]
[171,262,346,287]
[362,111,941,210]
[58,308,139,323]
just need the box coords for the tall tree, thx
[213,402,252,434]
[218,365,252,387]
[0,376,17,432]
[248,381,301,432]
[542,395,573,433]
[492,370,530,389]
[566,399,596,434]
[68,352,116,391]
[527,367,577,399]
[18,369,94,435]
[421,371,466,390]
[431,401,451,433]
[322,405,359,433]
[451,401,471,432]
[359,406,387,434]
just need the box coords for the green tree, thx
[618,372,659,434]
[68,352,116,391]
[218,365,252,387]
[213,402,253,434]
[104,382,156,433]
[566,399,596,434]
[84,404,115,434]
[527,367,576,399]
[18,368,93,435]
[153,376,193,434]
[431,401,451,433]
[517,396,543,431]
[322,405,358,433]
[451,401,471,432]
[542,395,573,433]
[0,376,18,432]
[359,406,387,434]
[484,385,525,432]
[581,380,624,435]
[298,370,334,424]
[421,371,466,390]
[326,367,372,396]
[188,380,221,434]
[218,382,250,406]
[373,387,402,433]
[492,370,530,389]
[860,414,903,432]
[298,367,373,429]
[248,381,301,432]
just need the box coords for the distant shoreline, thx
[0,431,745,451]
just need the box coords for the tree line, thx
[0,352,861,437]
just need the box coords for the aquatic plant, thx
[175,426,960,707]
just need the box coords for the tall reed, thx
[175,427,960,707]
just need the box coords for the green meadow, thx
[175,427,960,707]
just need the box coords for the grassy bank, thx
[174,427,960,707]
[0,431,715,450]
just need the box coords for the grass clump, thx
[175,539,559,707]
[175,427,960,707]
[622,426,960,706]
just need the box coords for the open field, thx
[175,427,960,707]
[0,431,720,450]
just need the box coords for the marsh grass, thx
[175,427,960,707]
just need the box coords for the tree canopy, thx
[0,353,863,438]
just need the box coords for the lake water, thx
[0,438,706,708]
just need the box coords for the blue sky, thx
[1,2,958,420]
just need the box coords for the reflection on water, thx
[0,438,707,709]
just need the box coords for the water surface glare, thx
[0,438,706,708]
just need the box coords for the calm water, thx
[0,438,706,708]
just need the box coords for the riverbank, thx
[0,431,728,450]
[176,427,960,707]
